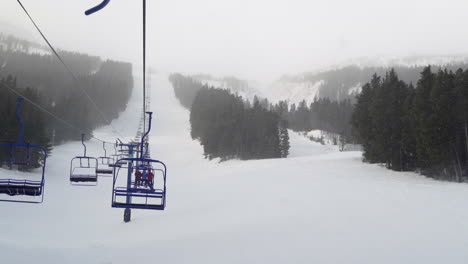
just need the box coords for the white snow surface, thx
[2,73,468,263]
[348,82,362,95]
[268,79,323,104]
[300,129,340,145]
[198,78,263,102]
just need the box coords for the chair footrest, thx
[96,169,113,174]
[70,176,97,182]
[112,202,164,210]
[0,185,42,196]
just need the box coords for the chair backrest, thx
[0,142,47,203]
[0,97,48,203]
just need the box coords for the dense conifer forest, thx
[352,66,468,181]
[0,34,133,145]
[170,73,355,150]
[169,74,289,160]
[169,73,203,109]
[272,99,354,142]
[171,67,468,182]
[191,88,289,160]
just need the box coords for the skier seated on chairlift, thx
[135,169,154,189]
[141,170,150,188]
[147,169,154,189]
[135,170,142,186]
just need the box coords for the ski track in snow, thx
[1,73,468,263]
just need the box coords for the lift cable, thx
[143,0,147,133]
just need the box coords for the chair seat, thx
[70,174,97,182]
[0,182,42,196]
[96,168,113,174]
[112,202,164,210]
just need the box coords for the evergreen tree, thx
[351,77,378,162]
[279,119,290,158]
[188,86,285,161]
[413,66,435,169]
[351,66,468,181]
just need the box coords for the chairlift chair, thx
[112,157,166,210]
[116,142,140,169]
[109,141,123,168]
[112,112,167,211]
[109,156,121,168]
[70,134,98,186]
[0,97,47,203]
[96,142,113,175]
[85,1,165,221]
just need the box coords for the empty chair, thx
[0,97,47,203]
[70,134,98,186]
[96,142,113,176]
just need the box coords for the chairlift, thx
[85,1,164,222]
[112,112,167,218]
[70,134,98,186]
[109,142,122,168]
[0,97,48,203]
[96,142,113,175]
[115,141,140,170]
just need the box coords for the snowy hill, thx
[193,74,264,101]
[267,78,325,104]
[265,55,468,103]
[189,55,468,105]
[2,72,468,263]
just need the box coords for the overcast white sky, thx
[3,0,468,81]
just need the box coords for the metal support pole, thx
[143,0,147,134]
[103,142,107,158]
[81,134,87,157]
[124,145,134,223]
[140,112,153,159]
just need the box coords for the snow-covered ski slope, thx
[2,73,468,264]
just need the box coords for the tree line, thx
[352,67,468,181]
[170,74,289,160]
[271,98,354,143]
[170,73,354,139]
[169,73,203,109]
[190,87,289,160]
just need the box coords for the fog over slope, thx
[3,0,468,81]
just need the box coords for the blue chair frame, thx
[85,0,111,15]
[0,97,47,204]
[111,112,168,211]
[70,134,98,186]
[112,157,167,210]
[97,142,113,176]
